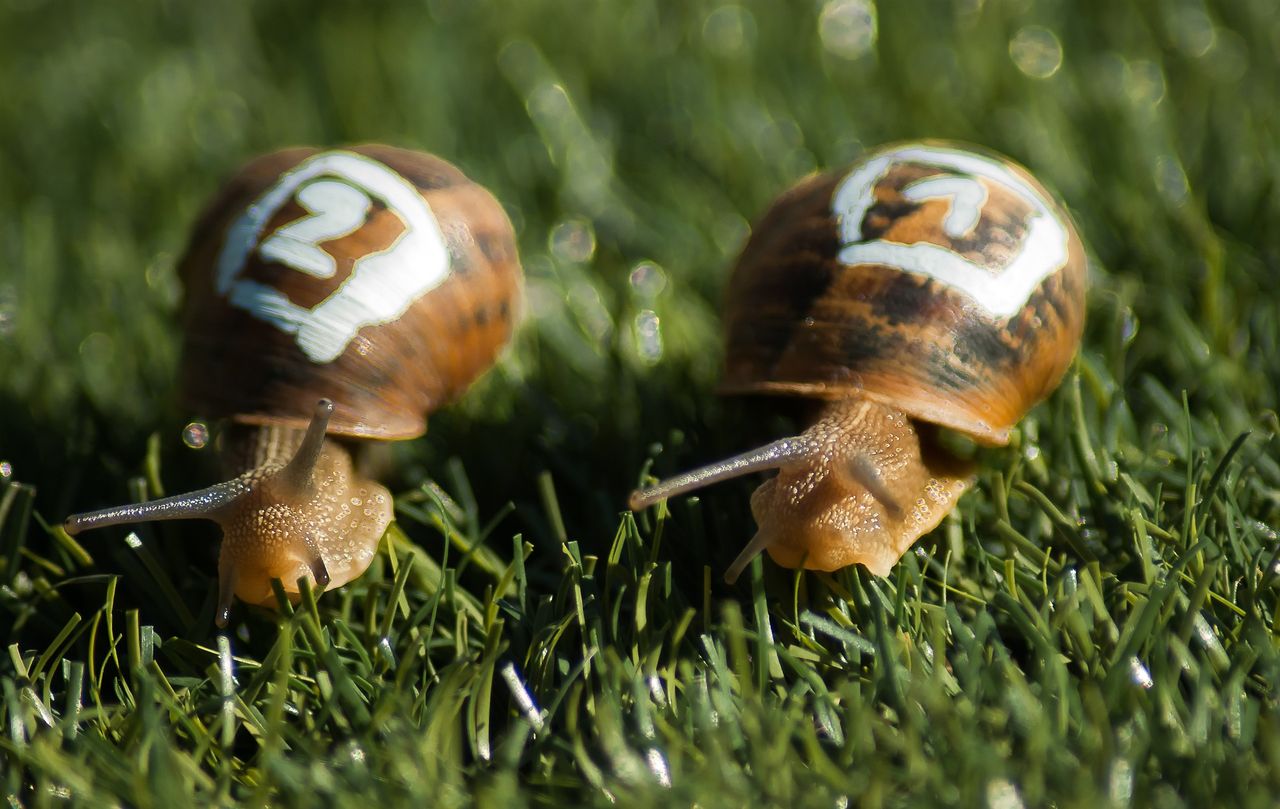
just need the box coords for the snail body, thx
[631,142,1087,582]
[66,145,522,624]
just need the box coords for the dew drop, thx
[1128,657,1154,689]
[182,422,210,449]
[1120,308,1139,344]
[0,461,12,479]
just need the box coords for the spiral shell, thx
[722,141,1087,444]
[178,144,522,439]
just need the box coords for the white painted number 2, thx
[831,145,1069,319]
[258,180,371,279]
[215,151,451,363]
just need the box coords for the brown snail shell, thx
[180,144,521,439]
[631,141,1087,581]
[66,145,522,624]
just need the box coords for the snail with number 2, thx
[630,142,1087,583]
[66,145,523,625]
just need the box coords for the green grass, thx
[2,0,1279,805]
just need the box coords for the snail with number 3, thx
[630,142,1087,583]
[66,145,522,625]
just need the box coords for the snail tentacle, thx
[842,454,905,517]
[281,399,334,494]
[628,438,813,511]
[724,530,780,585]
[63,477,252,536]
[216,563,238,628]
[302,533,331,588]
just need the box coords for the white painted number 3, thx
[831,145,1069,319]
[215,151,452,363]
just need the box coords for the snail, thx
[65,145,522,625]
[630,142,1087,583]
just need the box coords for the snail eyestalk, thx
[628,438,812,511]
[282,399,334,493]
[63,475,251,536]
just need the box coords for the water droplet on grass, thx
[182,422,209,449]
[1121,308,1139,344]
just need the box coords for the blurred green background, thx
[2,0,1278,805]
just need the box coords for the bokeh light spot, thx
[702,5,755,56]
[1009,25,1063,79]
[0,284,16,338]
[1167,5,1217,57]
[633,310,663,364]
[1124,59,1165,106]
[819,0,878,60]
[549,218,597,264]
[1154,155,1190,205]
[629,262,667,299]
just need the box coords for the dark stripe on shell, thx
[477,232,513,266]
[860,198,922,241]
[833,317,902,368]
[951,316,1023,371]
[925,345,982,392]
[868,271,935,326]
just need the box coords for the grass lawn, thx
[2,0,1278,805]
